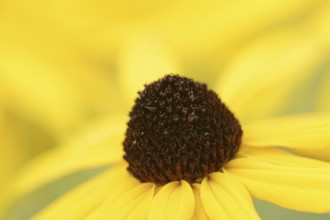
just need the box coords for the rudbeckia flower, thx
[2,71,330,220]
[1,1,330,219]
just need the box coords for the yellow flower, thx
[1,1,330,219]
[3,70,330,220]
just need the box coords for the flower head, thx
[1,0,330,219]
[124,75,242,183]
[2,73,330,220]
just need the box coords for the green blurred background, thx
[0,0,329,219]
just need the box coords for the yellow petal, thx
[0,43,99,139]
[148,180,195,220]
[240,147,330,167]
[158,0,324,73]
[0,108,39,187]
[32,165,139,220]
[200,176,228,219]
[312,5,330,112]
[88,182,155,220]
[291,148,330,162]
[118,32,183,108]
[215,26,329,122]
[200,172,260,220]
[243,113,330,149]
[191,184,208,220]
[0,3,125,123]
[225,158,330,213]
[2,116,126,210]
[316,68,330,112]
[125,184,156,220]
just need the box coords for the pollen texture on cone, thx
[123,75,242,184]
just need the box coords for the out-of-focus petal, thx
[0,46,82,138]
[0,109,30,187]
[215,24,330,122]
[0,25,122,140]
[292,148,330,162]
[32,165,139,220]
[158,0,325,73]
[118,33,183,108]
[225,158,330,213]
[243,113,330,149]
[316,69,330,112]
[0,116,126,212]
[311,5,330,112]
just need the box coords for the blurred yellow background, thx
[0,1,330,219]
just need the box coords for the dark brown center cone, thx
[123,74,242,184]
